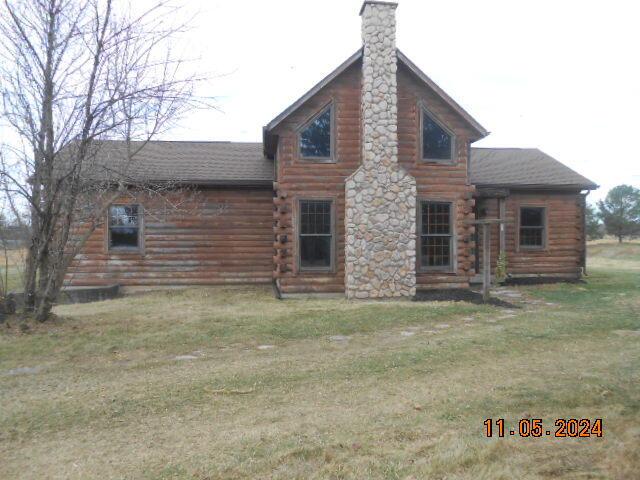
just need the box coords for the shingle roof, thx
[470,148,597,190]
[86,141,596,190]
[86,141,272,185]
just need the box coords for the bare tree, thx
[0,0,203,320]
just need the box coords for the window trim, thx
[417,199,457,273]
[297,101,336,163]
[419,103,456,165]
[296,198,336,273]
[107,203,143,253]
[517,205,547,251]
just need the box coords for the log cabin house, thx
[66,1,597,298]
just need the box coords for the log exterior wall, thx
[271,63,361,294]
[476,190,586,278]
[65,71,587,291]
[65,187,274,287]
[397,66,477,290]
[271,61,478,294]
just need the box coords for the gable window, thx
[419,201,453,269]
[299,104,333,160]
[109,204,141,250]
[519,207,546,249]
[299,199,333,270]
[421,109,454,162]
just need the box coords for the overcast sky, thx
[165,0,639,202]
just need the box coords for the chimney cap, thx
[359,1,398,16]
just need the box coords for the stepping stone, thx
[424,330,438,334]
[174,355,199,361]
[257,345,275,350]
[435,324,450,329]
[500,292,522,298]
[400,331,416,337]
[4,366,42,376]
[329,335,350,342]
[463,317,475,322]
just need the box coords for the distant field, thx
[0,243,639,479]
[0,248,24,293]
[588,240,640,271]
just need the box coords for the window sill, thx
[298,157,336,164]
[518,246,546,252]
[420,159,456,166]
[298,268,334,275]
[418,268,456,274]
[108,247,143,254]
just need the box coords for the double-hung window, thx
[299,200,333,270]
[519,207,546,249]
[419,201,453,269]
[108,204,141,250]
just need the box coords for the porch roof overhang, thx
[474,183,598,195]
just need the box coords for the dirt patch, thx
[413,289,518,308]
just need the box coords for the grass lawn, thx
[0,243,639,479]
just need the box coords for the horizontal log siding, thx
[273,61,479,294]
[272,63,362,294]
[476,191,584,278]
[505,191,584,277]
[65,188,274,287]
[397,65,477,289]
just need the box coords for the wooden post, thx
[482,223,491,301]
[498,198,506,256]
[464,217,505,302]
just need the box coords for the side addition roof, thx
[470,148,598,190]
[84,141,273,185]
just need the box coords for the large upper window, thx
[299,105,332,160]
[109,204,140,250]
[419,201,453,269]
[519,207,545,248]
[422,109,453,161]
[299,200,333,270]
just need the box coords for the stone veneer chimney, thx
[345,1,417,298]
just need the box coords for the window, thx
[299,200,333,270]
[419,201,453,269]
[299,105,332,160]
[421,109,453,161]
[519,207,545,248]
[108,204,140,250]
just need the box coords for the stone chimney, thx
[345,1,417,298]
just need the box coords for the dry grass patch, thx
[1,245,639,479]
